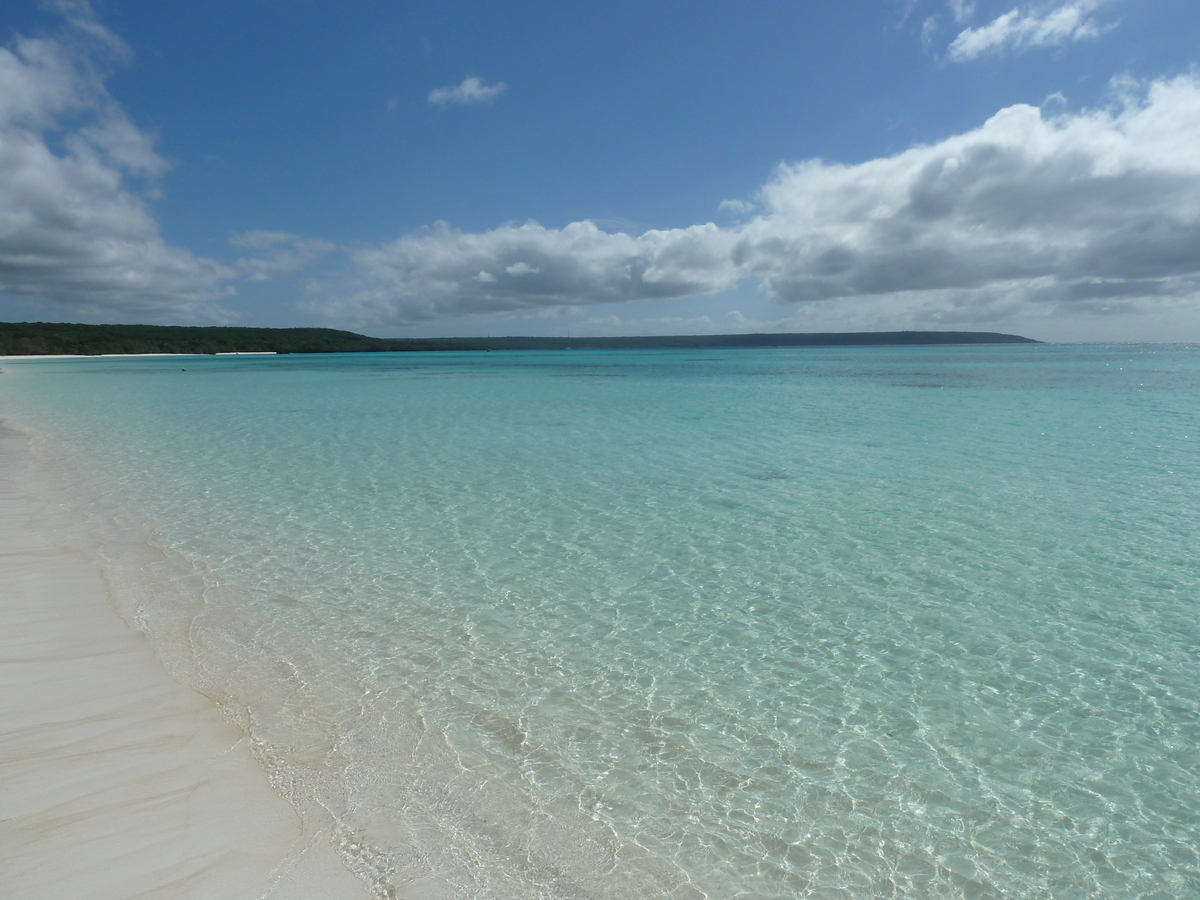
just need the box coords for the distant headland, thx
[0,322,1040,357]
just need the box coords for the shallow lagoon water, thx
[4,344,1199,898]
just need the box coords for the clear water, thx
[3,345,1198,899]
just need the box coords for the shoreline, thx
[0,352,278,361]
[0,419,364,899]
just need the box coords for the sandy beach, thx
[0,416,365,899]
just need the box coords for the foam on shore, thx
[0,420,365,899]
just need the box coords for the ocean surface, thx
[3,344,1198,899]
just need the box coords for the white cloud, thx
[718,199,755,214]
[230,231,335,282]
[740,76,1200,309]
[317,219,741,324]
[948,2,1111,61]
[315,76,1200,331]
[504,261,539,276]
[948,0,977,24]
[427,76,507,107]
[897,0,923,29]
[0,2,233,321]
[921,16,941,51]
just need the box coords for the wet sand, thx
[0,421,365,899]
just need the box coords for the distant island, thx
[0,322,1040,357]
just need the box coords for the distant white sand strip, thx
[0,353,277,361]
[0,423,363,899]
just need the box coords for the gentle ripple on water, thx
[2,344,1198,899]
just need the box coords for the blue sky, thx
[1,0,1198,341]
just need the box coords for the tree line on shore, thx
[0,321,1039,356]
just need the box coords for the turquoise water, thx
[3,345,1198,899]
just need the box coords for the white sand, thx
[0,353,276,360]
[0,423,365,899]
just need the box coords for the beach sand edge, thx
[0,422,366,900]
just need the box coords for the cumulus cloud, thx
[948,2,1111,61]
[316,75,1200,329]
[427,76,507,107]
[0,2,235,322]
[739,76,1200,310]
[318,219,741,324]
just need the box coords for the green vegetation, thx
[0,321,1039,357]
[0,323,407,356]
